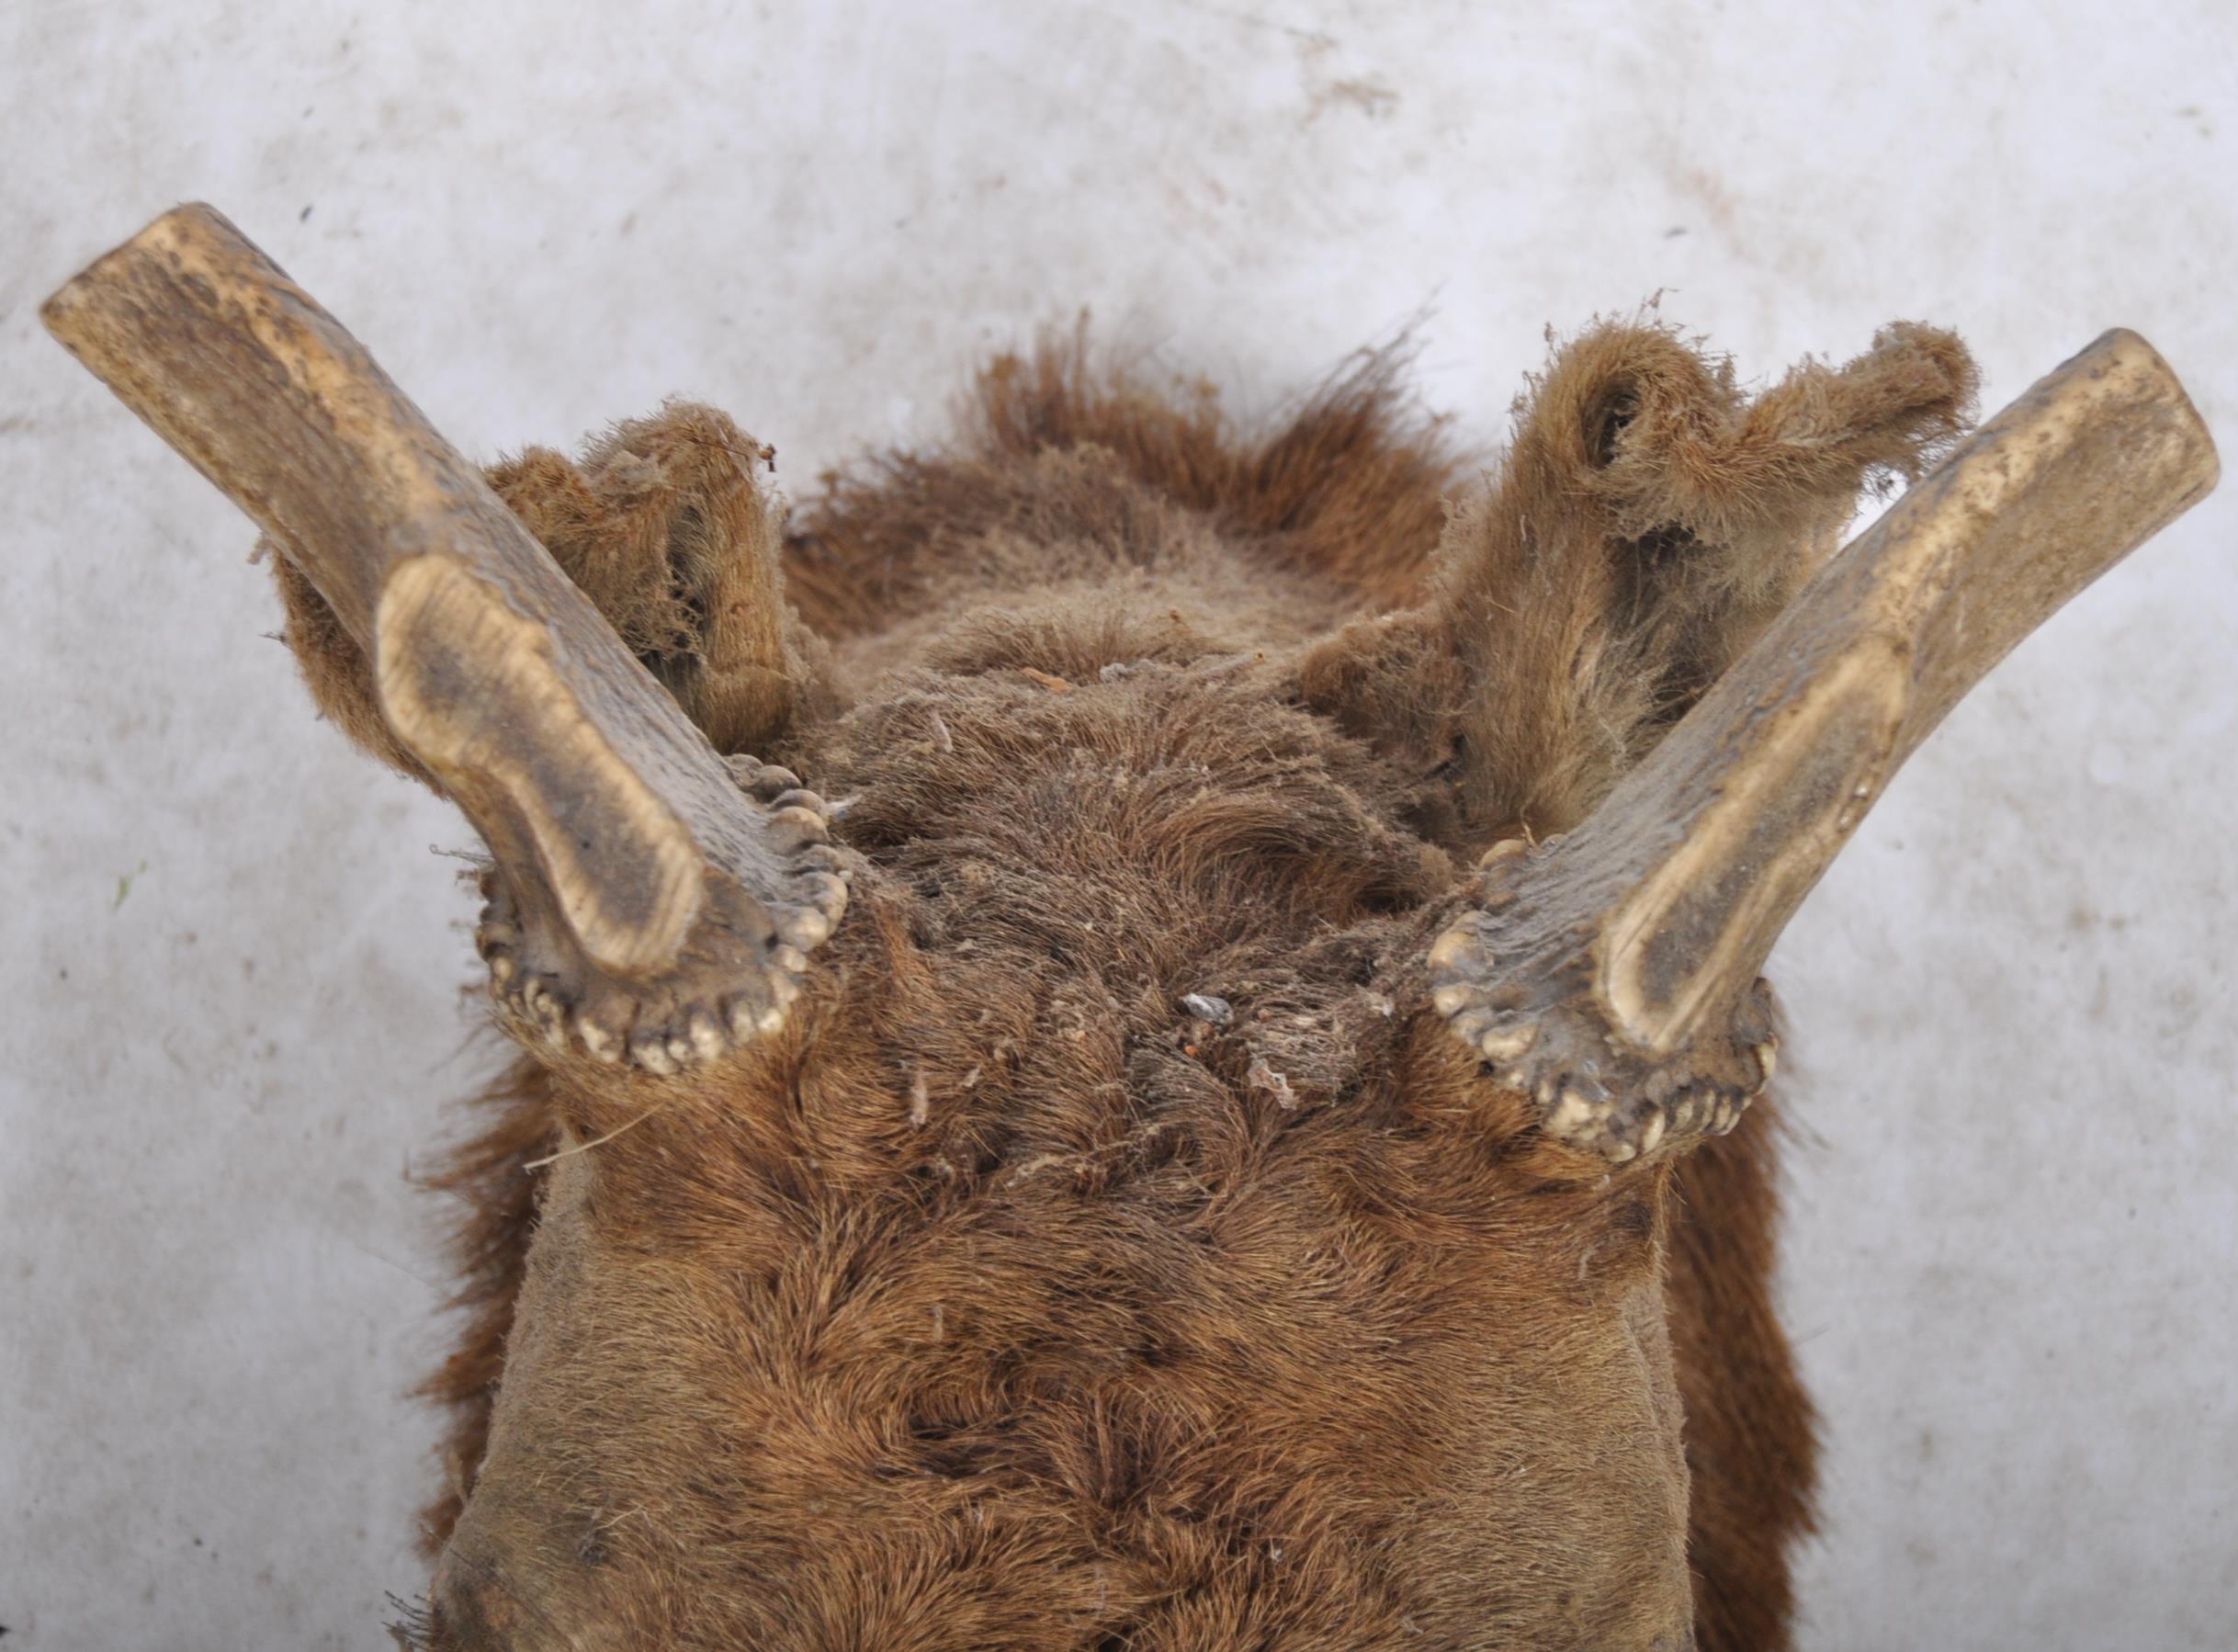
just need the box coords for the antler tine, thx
[1430,329,2218,1162]
[43,205,847,1070]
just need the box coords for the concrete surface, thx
[2,2,2231,1646]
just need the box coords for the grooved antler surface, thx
[1431,329,2219,1162]
[41,204,848,1069]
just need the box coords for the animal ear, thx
[1300,321,1980,842]
[1424,329,2216,1165]
[44,204,849,1072]
[269,402,829,774]
[486,406,831,757]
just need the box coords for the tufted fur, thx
[276,319,1976,1650]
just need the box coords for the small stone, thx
[1181,993,1233,1024]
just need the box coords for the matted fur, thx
[299,320,1978,1651]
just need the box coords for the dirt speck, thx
[1673,166,1740,241]
[1306,76,1399,125]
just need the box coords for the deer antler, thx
[1430,329,2218,1161]
[43,205,847,1071]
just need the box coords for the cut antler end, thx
[473,752,852,1072]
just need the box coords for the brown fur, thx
[292,320,1975,1649]
[1297,320,1976,843]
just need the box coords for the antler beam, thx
[43,205,846,1069]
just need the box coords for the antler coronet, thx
[470,772,852,1074]
[1428,870,1774,1163]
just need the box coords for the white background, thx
[3,3,2231,1646]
